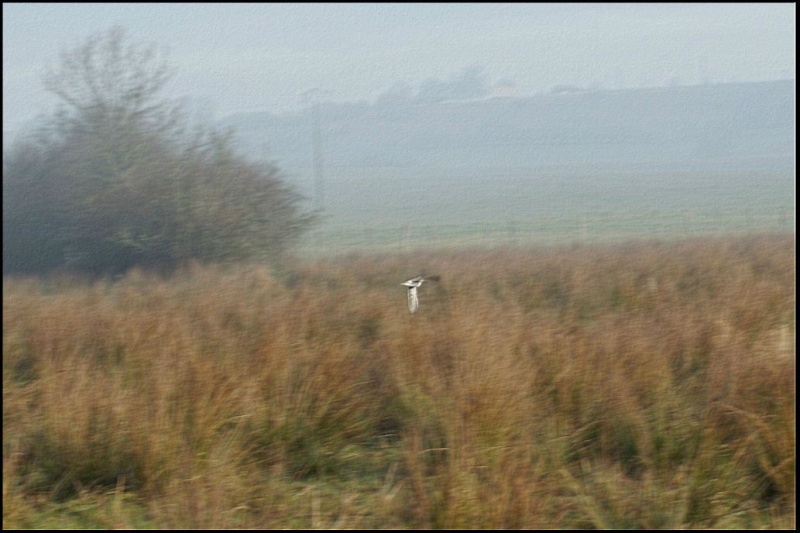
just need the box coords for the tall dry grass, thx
[3,234,795,528]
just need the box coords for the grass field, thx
[290,167,796,257]
[3,233,795,528]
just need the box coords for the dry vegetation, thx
[3,234,795,529]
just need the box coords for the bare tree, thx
[44,26,181,136]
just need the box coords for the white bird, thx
[401,275,439,313]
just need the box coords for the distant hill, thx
[221,79,795,177]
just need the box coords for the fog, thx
[3,4,796,256]
[4,4,794,132]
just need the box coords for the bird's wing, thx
[407,286,419,313]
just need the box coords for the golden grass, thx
[3,234,795,528]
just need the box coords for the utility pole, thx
[312,99,324,212]
[301,88,327,254]
[301,88,325,213]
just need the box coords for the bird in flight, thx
[401,275,440,313]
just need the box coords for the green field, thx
[3,234,795,529]
[290,166,795,256]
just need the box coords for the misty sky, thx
[3,3,795,134]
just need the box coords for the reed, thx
[3,234,794,528]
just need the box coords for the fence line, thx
[297,208,796,257]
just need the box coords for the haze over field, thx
[218,79,795,254]
[3,4,796,255]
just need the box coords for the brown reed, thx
[3,234,795,528]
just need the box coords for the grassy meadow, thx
[3,233,795,528]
